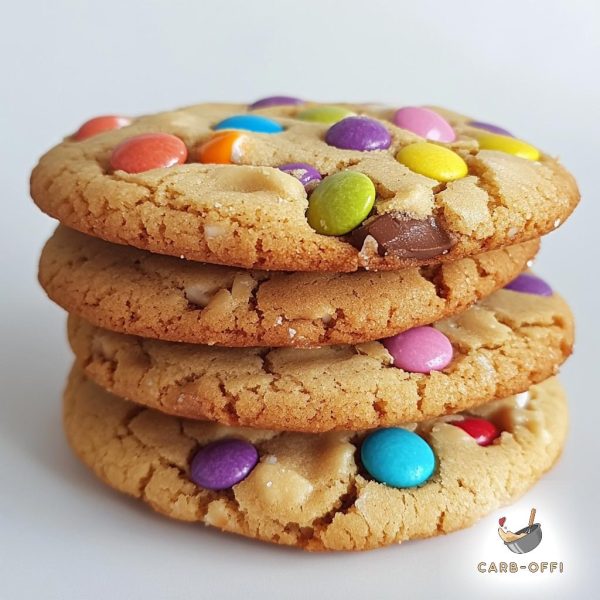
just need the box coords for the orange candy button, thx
[74,115,131,140]
[197,131,245,164]
[110,133,188,173]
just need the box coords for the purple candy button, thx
[190,438,258,490]
[382,326,453,374]
[279,162,322,190]
[249,96,304,109]
[504,273,552,296]
[468,120,513,137]
[325,116,391,151]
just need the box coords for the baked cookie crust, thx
[64,369,568,551]
[67,288,574,431]
[40,226,539,347]
[31,103,579,272]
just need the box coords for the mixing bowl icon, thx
[498,508,542,554]
[504,522,543,554]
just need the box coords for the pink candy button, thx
[110,133,188,173]
[382,326,453,373]
[393,107,456,143]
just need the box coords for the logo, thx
[497,507,541,554]
[476,506,565,575]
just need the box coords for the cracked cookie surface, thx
[67,287,574,432]
[31,102,579,272]
[41,226,538,347]
[64,369,568,551]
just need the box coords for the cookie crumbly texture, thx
[64,369,568,551]
[68,288,574,432]
[41,226,539,347]
[31,102,579,272]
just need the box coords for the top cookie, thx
[31,99,579,272]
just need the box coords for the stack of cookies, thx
[32,98,579,551]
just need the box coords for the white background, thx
[1,1,599,598]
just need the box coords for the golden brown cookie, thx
[67,287,574,432]
[64,368,568,551]
[31,102,578,272]
[40,226,539,347]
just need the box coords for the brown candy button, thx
[348,213,454,259]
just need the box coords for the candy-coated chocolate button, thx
[110,133,187,173]
[349,213,453,259]
[474,132,539,160]
[249,96,304,109]
[504,273,552,296]
[396,142,468,182]
[325,116,391,151]
[74,115,131,140]
[190,439,258,490]
[393,107,456,142]
[279,163,322,190]
[297,106,354,124]
[213,114,283,134]
[468,120,512,136]
[197,131,245,164]
[452,418,500,446]
[361,428,435,488]
[382,326,453,373]
[306,171,376,235]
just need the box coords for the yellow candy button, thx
[474,132,540,161]
[396,142,468,182]
[297,106,354,124]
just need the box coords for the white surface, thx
[1,1,599,598]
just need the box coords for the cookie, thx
[67,284,574,431]
[40,226,539,347]
[31,101,579,272]
[64,368,568,551]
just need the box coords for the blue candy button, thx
[361,428,435,488]
[213,114,283,134]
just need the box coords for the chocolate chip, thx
[348,213,454,259]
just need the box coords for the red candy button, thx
[452,418,500,446]
[110,133,188,173]
[74,115,131,141]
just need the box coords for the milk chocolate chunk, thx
[349,213,454,259]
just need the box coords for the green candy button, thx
[297,106,354,124]
[307,171,376,235]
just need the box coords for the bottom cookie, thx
[64,368,568,551]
